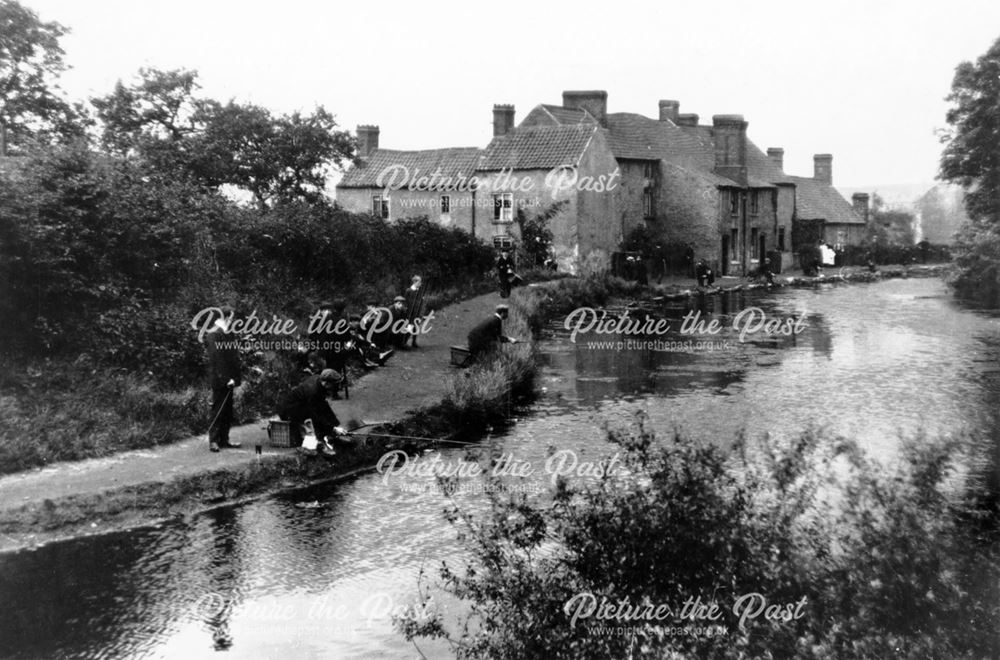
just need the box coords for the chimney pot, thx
[814,153,833,185]
[492,104,515,137]
[766,147,784,170]
[356,125,380,159]
[852,192,870,223]
[658,99,680,123]
[712,115,748,183]
[562,90,608,127]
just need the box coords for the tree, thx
[0,0,83,153]
[92,69,356,208]
[91,67,207,161]
[940,35,1000,303]
[940,34,1000,224]
[187,101,354,208]
[865,193,915,246]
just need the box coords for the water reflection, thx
[1,277,998,658]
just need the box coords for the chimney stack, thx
[676,113,699,127]
[766,147,784,171]
[813,154,833,185]
[658,99,679,123]
[493,104,515,137]
[562,90,608,127]
[852,192,870,223]
[712,114,748,184]
[356,125,380,159]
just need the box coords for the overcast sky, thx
[26,0,1000,188]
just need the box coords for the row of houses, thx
[336,90,869,275]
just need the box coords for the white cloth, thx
[821,245,836,266]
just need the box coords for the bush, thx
[396,417,1000,658]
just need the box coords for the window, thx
[440,195,451,215]
[729,190,740,216]
[643,162,656,180]
[493,193,513,222]
[642,190,654,218]
[778,227,786,251]
[750,228,760,259]
[372,194,389,219]
[730,228,739,259]
[749,191,759,215]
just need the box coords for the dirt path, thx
[0,288,511,540]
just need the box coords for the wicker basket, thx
[450,345,472,367]
[267,420,294,448]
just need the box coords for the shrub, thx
[396,416,1000,658]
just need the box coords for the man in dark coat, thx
[404,275,425,347]
[278,369,346,448]
[695,259,715,287]
[205,306,242,453]
[467,304,519,361]
[307,299,348,371]
[496,250,516,298]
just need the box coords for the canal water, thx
[2,277,998,659]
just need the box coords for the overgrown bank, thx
[397,418,1000,659]
[0,279,613,550]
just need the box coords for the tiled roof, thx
[540,104,596,125]
[603,114,789,188]
[478,124,598,171]
[520,104,598,129]
[338,147,481,188]
[790,176,865,224]
[605,112,695,161]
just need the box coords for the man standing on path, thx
[205,305,242,453]
[467,303,519,362]
[496,249,516,298]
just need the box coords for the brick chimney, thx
[676,113,699,127]
[814,154,833,185]
[658,99,679,123]
[852,192,870,223]
[766,147,784,170]
[563,90,607,127]
[356,125,380,159]
[712,114,748,184]
[493,104,515,137]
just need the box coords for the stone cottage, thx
[336,90,869,275]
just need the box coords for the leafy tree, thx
[515,201,563,267]
[92,68,355,208]
[940,34,1000,223]
[187,101,354,208]
[939,34,1000,303]
[864,193,915,246]
[91,67,206,157]
[0,0,84,153]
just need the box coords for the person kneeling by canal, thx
[467,304,520,363]
[277,369,348,457]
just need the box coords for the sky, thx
[24,0,1000,189]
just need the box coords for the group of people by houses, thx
[205,256,525,456]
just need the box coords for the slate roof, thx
[789,176,865,224]
[338,147,481,188]
[478,124,598,171]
